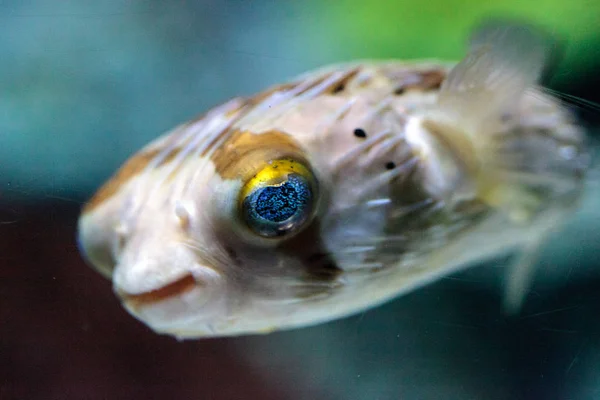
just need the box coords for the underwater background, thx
[2,0,600,399]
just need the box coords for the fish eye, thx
[239,159,317,238]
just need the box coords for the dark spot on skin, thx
[354,128,367,138]
[324,68,360,94]
[385,161,396,170]
[117,233,127,252]
[427,81,442,91]
[331,82,345,93]
[391,70,445,96]
[224,245,241,264]
[306,253,340,278]
[419,70,444,91]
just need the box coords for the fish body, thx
[78,23,589,339]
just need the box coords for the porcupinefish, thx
[77,22,590,339]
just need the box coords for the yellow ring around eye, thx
[239,158,313,206]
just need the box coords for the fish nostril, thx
[118,274,199,308]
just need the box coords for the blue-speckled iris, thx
[242,174,313,237]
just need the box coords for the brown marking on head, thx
[393,69,446,95]
[155,148,183,168]
[209,129,308,181]
[161,68,362,183]
[83,99,256,213]
[83,144,190,214]
[241,67,362,108]
[83,149,161,213]
[83,67,361,214]
[324,68,361,94]
[418,70,446,90]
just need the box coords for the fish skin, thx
[77,23,589,339]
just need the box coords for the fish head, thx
[77,79,450,339]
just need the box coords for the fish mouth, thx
[115,271,227,336]
[118,274,199,310]
[114,273,277,338]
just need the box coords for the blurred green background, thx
[2,1,600,400]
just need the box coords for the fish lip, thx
[117,274,199,309]
[115,272,227,335]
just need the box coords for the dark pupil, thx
[255,177,309,222]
